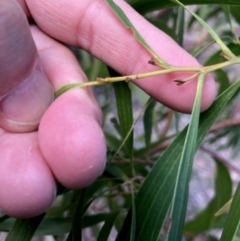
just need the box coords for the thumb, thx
[0,0,53,132]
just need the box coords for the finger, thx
[0,131,56,218]
[26,0,217,113]
[0,0,53,132]
[31,27,106,189]
[15,0,31,16]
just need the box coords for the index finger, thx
[25,0,217,113]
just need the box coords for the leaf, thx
[222,6,234,32]
[215,70,230,95]
[5,214,45,241]
[0,214,110,236]
[66,189,87,241]
[128,83,150,106]
[0,216,9,225]
[171,0,235,58]
[97,212,119,241]
[230,6,240,25]
[167,74,205,241]
[109,67,134,159]
[105,132,122,151]
[130,185,136,241]
[220,183,240,241]
[104,164,129,182]
[55,83,81,99]
[205,43,240,66]
[143,99,156,156]
[127,0,240,14]
[175,7,185,46]
[108,66,137,240]
[215,199,233,217]
[117,80,240,241]
[185,159,232,233]
[105,0,170,68]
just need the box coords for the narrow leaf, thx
[143,99,156,156]
[97,212,119,241]
[175,7,185,46]
[66,189,87,241]
[215,199,233,217]
[117,80,240,241]
[110,67,134,159]
[129,0,240,15]
[5,214,45,241]
[171,0,235,58]
[55,83,81,99]
[220,183,240,241]
[130,185,136,241]
[105,0,170,68]
[230,6,240,25]
[185,159,232,233]
[168,74,205,241]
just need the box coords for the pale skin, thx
[0,0,217,218]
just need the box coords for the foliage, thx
[3,0,240,240]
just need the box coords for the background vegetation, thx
[3,0,240,240]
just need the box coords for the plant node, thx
[148,57,169,69]
[96,77,110,83]
[174,80,186,86]
[220,52,231,60]
[126,75,138,83]
[148,57,158,66]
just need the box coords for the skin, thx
[0,0,217,218]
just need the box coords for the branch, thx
[200,146,240,175]
[209,118,240,133]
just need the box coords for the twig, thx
[148,117,240,156]
[200,146,240,175]
[161,110,173,139]
[209,118,240,132]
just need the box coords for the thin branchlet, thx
[55,56,240,98]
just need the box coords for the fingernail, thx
[0,61,54,132]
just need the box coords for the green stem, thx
[55,57,240,98]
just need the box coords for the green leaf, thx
[127,0,240,14]
[215,70,230,95]
[143,99,156,156]
[215,199,233,217]
[167,74,205,241]
[66,189,87,241]
[105,164,129,182]
[97,212,119,241]
[117,80,240,241]
[171,0,235,58]
[128,83,150,106]
[5,214,45,241]
[222,6,234,32]
[105,0,170,68]
[175,7,185,46]
[205,43,240,66]
[0,216,9,225]
[55,83,81,99]
[220,183,240,241]
[130,186,136,241]
[185,159,232,233]
[230,6,240,25]
[109,67,134,159]
[105,132,122,151]
[0,214,110,236]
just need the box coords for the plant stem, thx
[55,57,240,98]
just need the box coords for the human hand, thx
[0,0,217,218]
